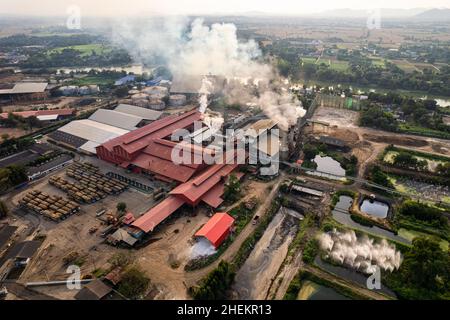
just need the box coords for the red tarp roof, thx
[195,212,235,248]
[132,196,185,233]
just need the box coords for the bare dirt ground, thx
[0,97,79,113]
[232,209,298,300]
[310,106,450,181]
[7,161,154,298]
[0,127,36,139]
[136,178,280,300]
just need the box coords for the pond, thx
[360,199,389,219]
[332,196,409,244]
[311,155,345,179]
[297,280,350,300]
[314,256,397,298]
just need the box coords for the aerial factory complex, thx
[0,1,449,302]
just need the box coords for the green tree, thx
[1,133,9,142]
[393,152,427,171]
[0,200,8,218]
[116,202,127,212]
[436,163,450,178]
[192,261,235,300]
[369,166,394,188]
[114,86,129,98]
[117,267,150,299]
[387,238,450,299]
[224,174,241,203]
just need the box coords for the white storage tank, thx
[142,86,169,97]
[148,98,166,110]
[133,99,151,108]
[169,94,187,107]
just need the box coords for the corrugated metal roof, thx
[170,153,240,205]
[132,195,185,233]
[89,109,144,130]
[195,212,235,248]
[11,82,48,94]
[58,119,129,145]
[115,104,162,121]
[244,119,277,137]
[100,109,202,155]
[79,141,101,154]
[75,280,112,300]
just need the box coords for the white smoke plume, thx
[190,237,217,259]
[318,229,402,274]
[110,16,304,128]
[198,76,213,113]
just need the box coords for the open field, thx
[47,44,111,57]
[398,228,449,251]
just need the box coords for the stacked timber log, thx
[19,190,80,221]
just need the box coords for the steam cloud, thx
[318,229,402,274]
[190,237,217,259]
[111,17,305,129]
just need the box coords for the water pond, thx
[360,199,389,219]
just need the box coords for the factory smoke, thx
[198,76,213,113]
[111,16,305,129]
[318,229,402,274]
[190,238,217,259]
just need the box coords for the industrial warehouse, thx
[95,109,245,237]
[48,104,163,154]
[0,82,49,102]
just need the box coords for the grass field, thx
[383,150,448,172]
[398,123,450,140]
[391,59,419,73]
[301,56,350,72]
[398,228,449,251]
[328,59,349,71]
[68,74,117,86]
[300,57,318,65]
[369,57,386,68]
[48,44,111,57]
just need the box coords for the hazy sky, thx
[1,0,449,16]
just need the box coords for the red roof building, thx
[194,212,235,249]
[96,109,209,183]
[96,109,245,235]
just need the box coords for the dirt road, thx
[232,209,298,299]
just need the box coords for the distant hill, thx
[316,8,428,19]
[413,8,450,21]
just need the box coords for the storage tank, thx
[147,98,166,110]
[142,86,168,98]
[128,89,140,95]
[133,99,151,108]
[169,94,187,107]
[131,93,149,101]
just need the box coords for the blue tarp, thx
[114,75,135,86]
